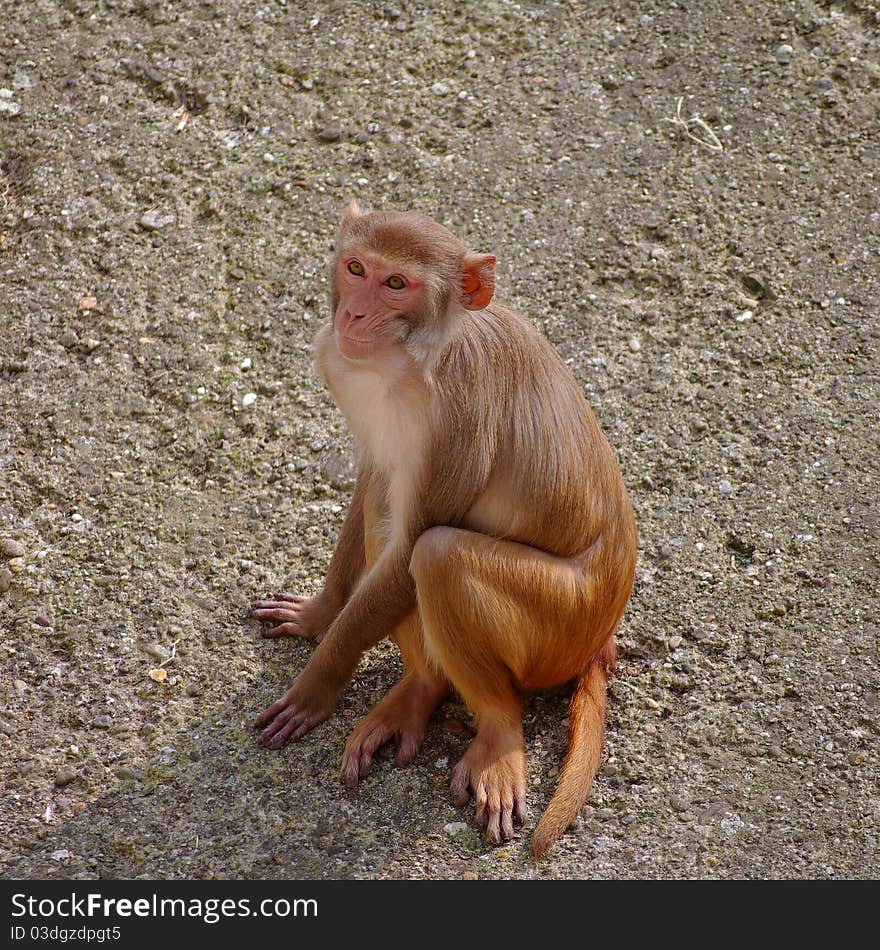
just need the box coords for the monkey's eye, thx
[347,260,365,277]
[385,275,406,290]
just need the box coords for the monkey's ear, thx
[339,200,363,231]
[460,254,496,311]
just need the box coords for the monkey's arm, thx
[250,465,369,640]
[256,541,422,746]
[255,454,485,747]
[318,464,370,608]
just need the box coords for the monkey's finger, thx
[251,606,301,621]
[257,708,295,744]
[356,724,394,776]
[250,597,303,611]
[394,732,422,767]
[474,780,490,829]
[488,787,503,833]
[450,764,472,808]
[255,695,294,728]
[273,593,305,603]
[340,757,360,789]
[261,706,312,748]
[485,801,503,845]
[342,723,386,785]
[500,802,516,841]
[514,793,528,827]
[261,622,306,639]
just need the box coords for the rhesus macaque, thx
[251,203,636,858]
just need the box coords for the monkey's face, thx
[332,250,423,362]
[328,205,497,367]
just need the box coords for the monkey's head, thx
[329,202,496,363]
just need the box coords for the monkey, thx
[251,203,636,858]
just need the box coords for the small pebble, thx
[91,715,113,729]
[139,209,175,230]
[114,766,145,781]
[776,44,794,64]
[49,849,71,861]
[628,336,641,352]
[317,123,342,142]
[8,558,25,574]
[431,81,450,96]
[0,569,12,593]
[0,89,22,116]
[11,71,36,90]
[242,392,257,407]
[443,821,468,835]
[35,613,53,627]
[54,769,78,788]
[668,635,683,649]
[1,538,25,558]
[140,643,170,662]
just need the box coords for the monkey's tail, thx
[530,636,617,860]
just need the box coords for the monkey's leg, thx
[340,611,449,786]
[409,526,595,845]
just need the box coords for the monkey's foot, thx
[250,592,332,640]
[450,725,528,844]
[255,672,335,749]
[340,673,448,787]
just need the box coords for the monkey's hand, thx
[255,665,338,748]
[250,592,335,641]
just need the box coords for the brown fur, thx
[252,206,637,858]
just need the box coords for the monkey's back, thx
[443,300,634,563]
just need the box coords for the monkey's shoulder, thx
[442,300,562,376]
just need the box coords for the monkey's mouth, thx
[337,332,378,360]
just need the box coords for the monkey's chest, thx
[334,368,425,482]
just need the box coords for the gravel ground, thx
[1,0,878,880]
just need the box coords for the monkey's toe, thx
[450,732,528,844]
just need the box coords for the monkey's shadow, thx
[5,633,574,880]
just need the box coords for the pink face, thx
[334,251,423,361]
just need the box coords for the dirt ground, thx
[1,0,878,880]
